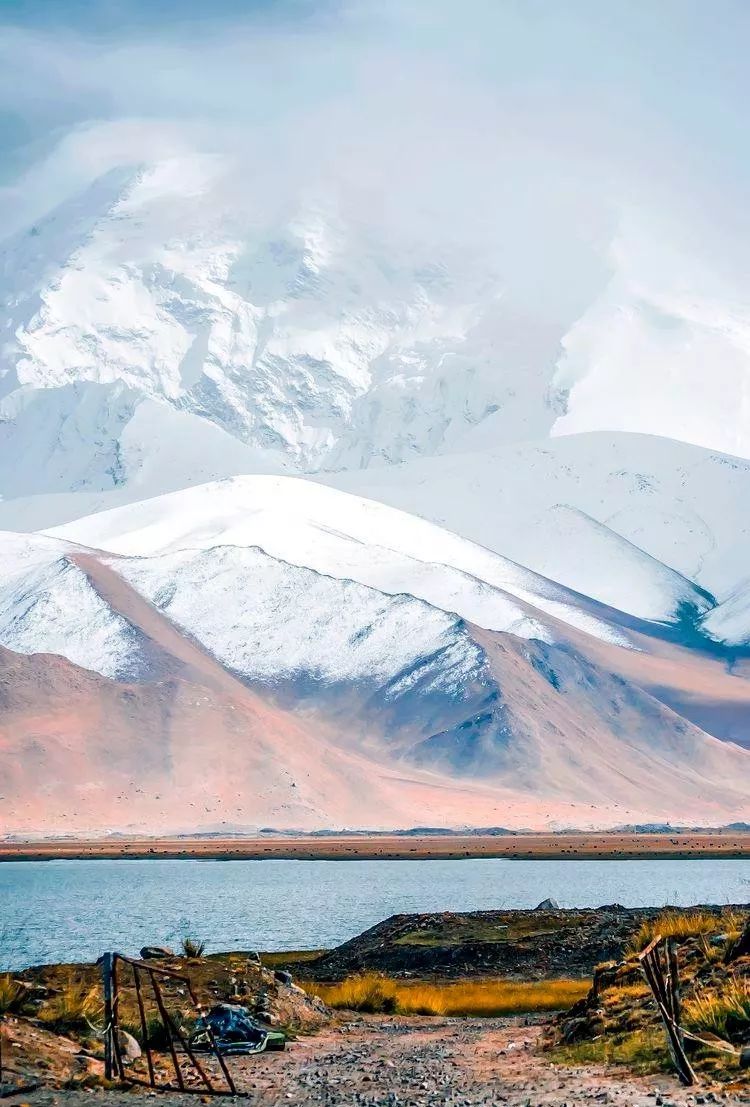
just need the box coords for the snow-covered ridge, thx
[50,475,635,648]
[329,433,745,619]
[0,527,488,706]
[702,579,750,646]
[111,544,486,695]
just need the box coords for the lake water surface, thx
[1,857,748,970]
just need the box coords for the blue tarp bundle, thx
[190,1004,277,1056]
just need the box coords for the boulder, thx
[274,970,293,985]
[560,1016,588,1043]
[740,1045,750,1070]
[592,960,620,997]
[117,1030,142,1063]
[534,898,560,911]
[140,946,175,960]
[726,920,750,962]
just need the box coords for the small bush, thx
[0,974,26,1015]
[181,936,206,959]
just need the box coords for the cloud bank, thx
[2,0,750,457]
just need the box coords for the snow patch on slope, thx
[508,505,712,622]
[0,554,139,678]
[702,580,750,646]
[0,530,74,584]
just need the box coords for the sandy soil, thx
[2,831,749,862]
[2,1015,747,1106]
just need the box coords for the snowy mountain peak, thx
[0,154,559,491]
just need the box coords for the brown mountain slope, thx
[1,640,635,837]
[2,548,749,836]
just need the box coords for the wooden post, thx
[147,966,186,1090]
[110,955,126,1080]
[133,963,156,1088]
[184,978,237,1095]
[639,936,697,1087]
[101,953,114,1081]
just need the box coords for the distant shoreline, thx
[2,831,749,863]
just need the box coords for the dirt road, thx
[3,1016,747,1107]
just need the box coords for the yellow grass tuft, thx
[627,910,744,955]
[684,978,750,1041]
[37,973,103,1034]
[0,973,26,1015]
[603,982,651,1002]
[181,936,207,959]
[303,974,589,1016]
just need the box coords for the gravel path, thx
[4,1016,748,1107]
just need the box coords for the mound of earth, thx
[297,906,750,982]
[2,948,328,1083]
[2,950,329,1092]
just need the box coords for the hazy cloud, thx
[1,0,750,314]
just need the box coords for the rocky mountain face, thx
[1,154,750,834]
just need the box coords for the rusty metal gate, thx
[102,952,239,1095]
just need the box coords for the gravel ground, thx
[3,1016,748,1107]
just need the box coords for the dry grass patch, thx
[303,974,588,1016]
[627,911,744,955]
[552,1027,668,1075]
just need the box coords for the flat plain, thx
[2,831,749,862]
